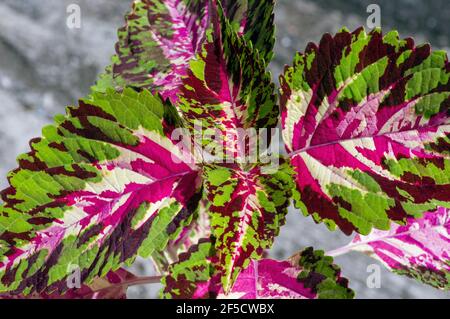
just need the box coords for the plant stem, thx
[326,245,353,257]
[122,275,164,288]
[89,275,164,297]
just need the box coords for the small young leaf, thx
[178,1,278,162]
[221,0,275,66]
[153,200,211,272]
[161,240,354,299]
[224,247,355,299]
[281,27,450,235]
[203,159,295,292]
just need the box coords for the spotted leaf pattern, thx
[0,268,136,299]
[2,0,450,299]
[93,0,210,103]
[161,240,354,299]
[94,0,276,104]
[202,159,295,291]
[343,207,450,290]
[221,0,275,66]
[177,1,278,165]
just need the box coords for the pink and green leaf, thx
[345,207,450,290]
[93,0,276,105]
[152,200,211,272]
[161,240,354,299]
[0,268,136,299]
[161,239,218,298]
[93,0,210,103]
[281,27,450,235]
[221,0,275,66]
[225,248,354,299]
[202,159,295,292]
[0,88,202,295]
[177,1,278,159]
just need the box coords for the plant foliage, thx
[0,0,448,299]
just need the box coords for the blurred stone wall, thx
[0,0,448,299]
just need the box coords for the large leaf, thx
[93,0,276,104]
[203,159,294,291]
[161,240,354,299]
[280,27,450,235]
[161,238,217,298]
[0,88,202,295]
[0,268,135,299]
[342,207,450,290]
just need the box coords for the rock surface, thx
[0,0,448,299]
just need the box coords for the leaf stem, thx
[89,275,164,298]
[326,245,353,257]
[122,275,164,288]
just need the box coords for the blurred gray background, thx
[0,0,448,299]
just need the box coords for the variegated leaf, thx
[202,159,295,292]
[161,238,217,298]
[0,88,201,295]
[0,268,136,299]
[221,0,275,66]
[342,207,450,290]
[224,248,354,299]
[162,240,354,299]
[93,0,210,103]
[177,1,278,161]
[93,0,276,104]
[281,27,450,235]
[152,199,211,272]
